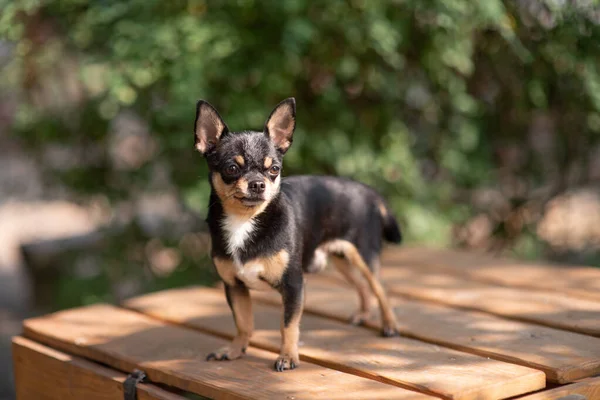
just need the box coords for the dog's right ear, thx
[194,100,229,155]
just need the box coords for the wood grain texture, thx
[515,377,600,399]
[375,266,600,337]
[12,336,182,400]
[22,304,429,400]
[381,246,600,301]
[126,286,545,400]
[251,276,600,384]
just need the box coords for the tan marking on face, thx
[213,257,236,286]
[235,177,248,194]
[211,173,254,217]
[234,155,245,166]
[211,172,231,200]
[263,157,273,169]
[211,172,278,219]
[378,201,388,219]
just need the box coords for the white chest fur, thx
[221,214,256,256]
[220,214,271,291]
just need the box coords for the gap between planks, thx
[515,376,600,399]
[373,266,600,338]
[125,286,545,400]
[21,303,433,400]
[247,275,600,384]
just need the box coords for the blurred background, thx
[1,0,600,398]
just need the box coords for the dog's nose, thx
[249,180,266,194]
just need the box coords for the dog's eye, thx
[269,165,280,175]
[225,164,239,176]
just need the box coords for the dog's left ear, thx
[264,98,296,154]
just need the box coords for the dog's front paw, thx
[206,345,246,361]
[273,354,299,372]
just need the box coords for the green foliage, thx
[2,0,600,250]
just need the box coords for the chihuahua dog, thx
[195,98,402,371]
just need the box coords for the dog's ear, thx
[264,98,296,154]
[194,100,229,155]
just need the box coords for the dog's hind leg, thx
[330,255,376,326]
[325,240,399,337]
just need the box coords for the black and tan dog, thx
[195,98,402,371]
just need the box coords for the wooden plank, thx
[375,266,600,337]
[252,276,600,384]
[22,304,431,400]
[126,286,545,400]
[516,377,600,399]
[12,336,182,400]
[381,247,600,301]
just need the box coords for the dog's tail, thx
[378,200,402,244]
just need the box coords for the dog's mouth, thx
[235,196,265,207]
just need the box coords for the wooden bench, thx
[12,246,600,400]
